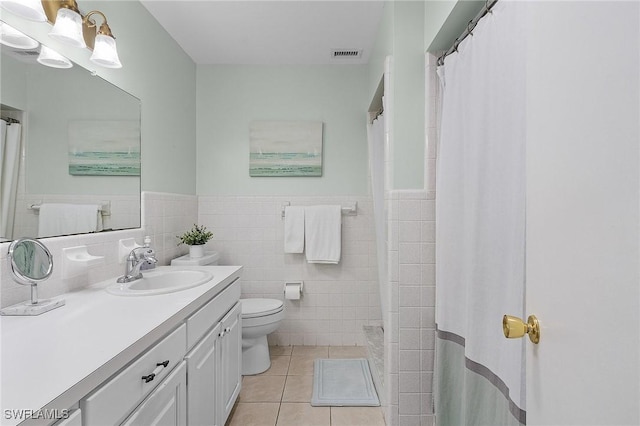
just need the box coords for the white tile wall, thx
[198,195,381,346]
[1,192,197,308]
[385,189,436,426]
[142,192,198,265]
[381,53,440,426]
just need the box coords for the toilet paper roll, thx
[284,282,302,300]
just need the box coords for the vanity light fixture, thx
[84,10,121,68]
[0,21,39,49]
[2,0,122,68]
[37,44,72,68]
[48,0,86,48]
[0,0,47,22]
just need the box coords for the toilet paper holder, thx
[284,281,304,299]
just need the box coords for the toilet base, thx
[242,335,271,375]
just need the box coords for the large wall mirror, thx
[0,29,141,242]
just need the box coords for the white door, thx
[185,323,221,426]
[219,302,242,423]
[525,1,639,424]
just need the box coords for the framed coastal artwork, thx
[68,120,141,176]
[249,121,323,177]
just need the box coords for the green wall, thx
[2,0,467,197]
[1,1,197,195]
[368,2,394,101]
[196,65,370,196]
[425,0,485,53]
[367,1,426,190]
[393,1,425,190]
[424,0,458,51]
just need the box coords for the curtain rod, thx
[437,0,499,66]
[1,116,20,124]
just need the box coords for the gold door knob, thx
[503,314,540,344]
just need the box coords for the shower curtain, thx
[367,112,387,328]
[435,2,526,425]
[1,119,22,240]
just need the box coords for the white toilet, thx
[240,298,284,375]
[170,252,284,375]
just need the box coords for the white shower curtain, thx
[1,119,22,240]
[367,112,387,328]
[435,2,526,425]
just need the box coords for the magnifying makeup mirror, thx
[1,238,65,316]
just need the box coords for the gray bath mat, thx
[311,358,380,406]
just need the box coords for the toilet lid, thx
[241,298,284,318]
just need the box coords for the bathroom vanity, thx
[0,265,243,426]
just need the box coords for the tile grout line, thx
[275,354,291,426]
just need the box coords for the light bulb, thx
[0,0,47,21]
[0,21,39,49]
[37,45,73,68]
[90,34,121,68]
[48,7,86,48]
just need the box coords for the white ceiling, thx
[140,1,385,65]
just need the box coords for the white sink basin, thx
[106,269,214,296]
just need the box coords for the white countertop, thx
[0,265,242,426]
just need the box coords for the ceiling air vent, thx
[3,48,39,64]
[331,49,362,59]
[12,50,39,56]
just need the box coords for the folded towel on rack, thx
[284,206,305,253]
[38,203,102,237]
[304,205,342,264]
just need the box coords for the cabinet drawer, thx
[81,324,187,426]
[121,361,187,426]
[187,279,240,349]
[53,409,81,426]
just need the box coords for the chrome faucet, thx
[117,247,158,283]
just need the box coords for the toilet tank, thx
[170,251,220,266]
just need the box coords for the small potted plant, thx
[177,224,213,258]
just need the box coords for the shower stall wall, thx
[366,54,438,425]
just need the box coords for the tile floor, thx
[226,346,386,426]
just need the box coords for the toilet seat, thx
[241,298,284,319]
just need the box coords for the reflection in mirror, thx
[1,237,64,316]
[0,33,141,242]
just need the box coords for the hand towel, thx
[284,206,305,253]
[304,205,342,264]
[38,203,101,237]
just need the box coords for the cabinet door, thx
[185,323,221,426]
[122,361,187,426]
[219,302,242,423]
[54,409,82,426]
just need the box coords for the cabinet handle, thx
[142,360,170,383]
[219,330,226,337]
[225,327,231,333]
[141,373,155,383]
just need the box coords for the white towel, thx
[38,203,102,237]
[304,205,342,264]
[284,206,305,253]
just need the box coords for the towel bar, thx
[29,201,112,217]
[281,202,357,219]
